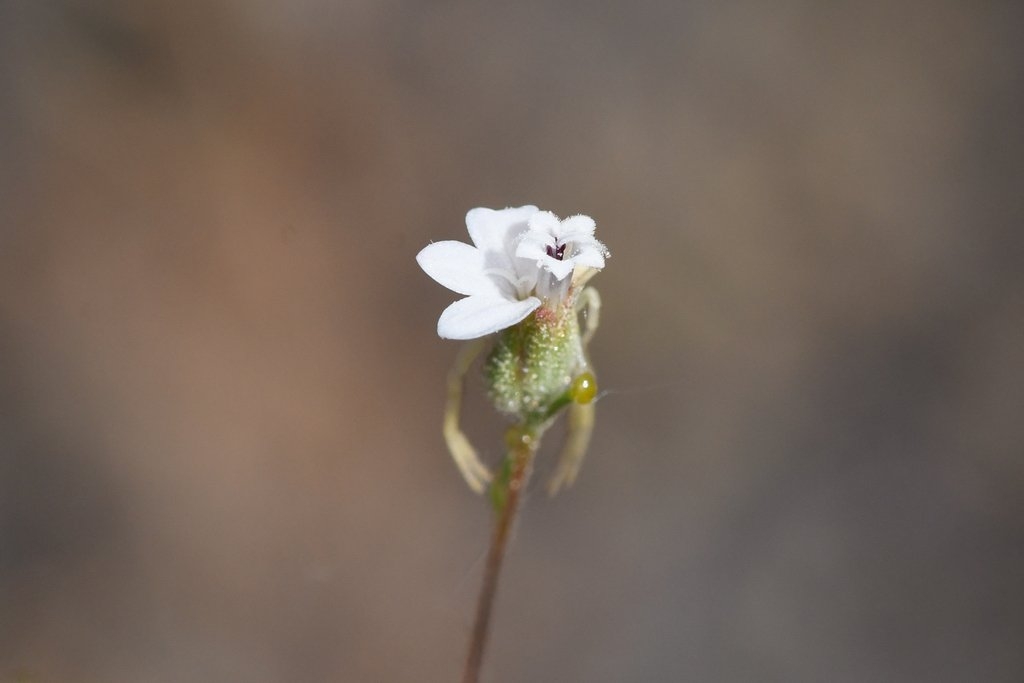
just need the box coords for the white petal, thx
[437,295,541,340]
[465,206,538,253]
[508,256,540,297]
[543,257,576,280]
[560,214,596,238]
[559,230,601,246]
[416,241,500,297]
[570,243,607,270]
[527,210,561,236]
[515,230,555,261]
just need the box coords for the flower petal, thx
[543,257,576,280]
[526,210,561,236]
[465,206,538,254]
[560,214,596,238]
[437,295,541,340]
[514,229,555,262]
[570,242,607,270]
[416,241,500,297]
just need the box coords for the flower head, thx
[516,212,607,279]
[417,206,608,339]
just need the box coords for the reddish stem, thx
[460,437,536,683]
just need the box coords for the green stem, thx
[461,428,538,683]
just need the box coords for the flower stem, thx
[461,428,538,683]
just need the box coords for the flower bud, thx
[484,303,586,422]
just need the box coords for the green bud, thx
[484,304,586,422]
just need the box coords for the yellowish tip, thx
[570,372,597,404]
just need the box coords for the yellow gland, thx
[570,372,597,404]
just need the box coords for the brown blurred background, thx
[2,1,1022,681]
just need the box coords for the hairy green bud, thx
[484,305,586,422]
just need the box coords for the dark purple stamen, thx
[546,243,567,261]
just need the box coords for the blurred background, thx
[2,1,1022,681]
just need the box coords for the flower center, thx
[546,242,567,261]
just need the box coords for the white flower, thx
[515,211,609,300]
[417,206,608,340]
[515,211,608,281]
